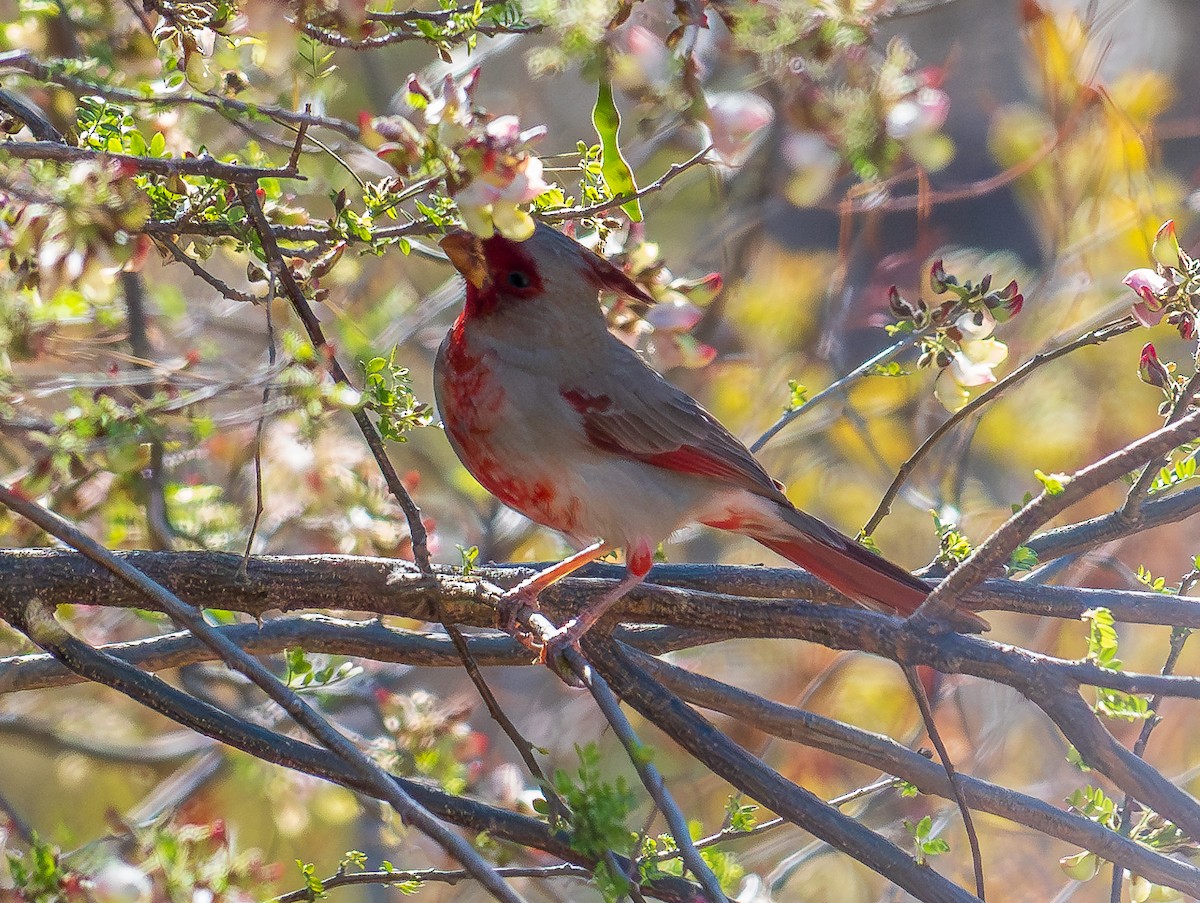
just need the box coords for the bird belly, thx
[436,332,705,547]
[437,337,583,537]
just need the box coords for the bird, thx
[433,223,989,655]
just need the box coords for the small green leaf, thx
[1034,468,1069,495]
[592,80,641,222]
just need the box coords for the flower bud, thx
[1059,851,1100,882]
[888,285,915,318]
[1152,220,1181,269]
[929,258,956,293]
[1138,343,1170,389]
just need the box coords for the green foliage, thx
[458,543,480,575]
[931,511,973,568]
[1008,544,1040,573]
[297,860,326,898]
[592,80,642,222]
[1067,784,1119,829]
[1081,608,1153,722]
[6,833,67,903]
[360,351,434,443]
[1149,449,1198,494]
[725,796,758,833]
[1034,468,1069,495]
[284,647,364,691]
[904,815,950,864]
[552,743,638,901]
[785,378,809,412]
[297,33,338,83]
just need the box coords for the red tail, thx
[745,503,989,633]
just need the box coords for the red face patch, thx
[463,234,545,319]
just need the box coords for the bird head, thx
[440,223,653,323]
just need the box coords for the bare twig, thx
[909,408,1200,628]
[561,645,729,903]
[155,237,259,304]
[902,665,985,900]
[444,618,571,825]
[274,864,592,903]
[0,484,526,903]
[240,298,274,574]
[0,140,303,183]
[234,185,433,573]
[752,332,924,453]
[863,317,1138,536]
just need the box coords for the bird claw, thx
[497,584,540,635]
[538,621,586,687]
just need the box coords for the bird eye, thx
[507,271,532,289]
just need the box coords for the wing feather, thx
[561,340,785,501]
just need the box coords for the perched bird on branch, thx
[435,224,988,657]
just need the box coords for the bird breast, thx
[434,322,714,548]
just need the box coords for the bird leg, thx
[498,541,615,634]
[541,539,653,667]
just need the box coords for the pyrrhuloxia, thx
[434,224,988,652]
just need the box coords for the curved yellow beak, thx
[440,231,490,290]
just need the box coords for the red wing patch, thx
[563,389,758,484]
[639,445,755,484]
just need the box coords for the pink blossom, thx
[707,92,773,165]
[1138,342,1170,389]
[645,293,704,332]
[455,155,549,240]
[1123,268,1170,327]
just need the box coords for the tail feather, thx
[746,502,989,633]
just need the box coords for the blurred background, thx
[3,0,1200,900]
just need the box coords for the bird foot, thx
[538,620,586,687]
[496,583,541,636]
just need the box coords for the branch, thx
[540,146,717,224]
[862,317,1138,536]
[0,485,525,903]
[0,140,303,184]
[0,50,358,137]
[586,637,981,903]
[910,408,1200,628]
[1026,483,1200,563]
